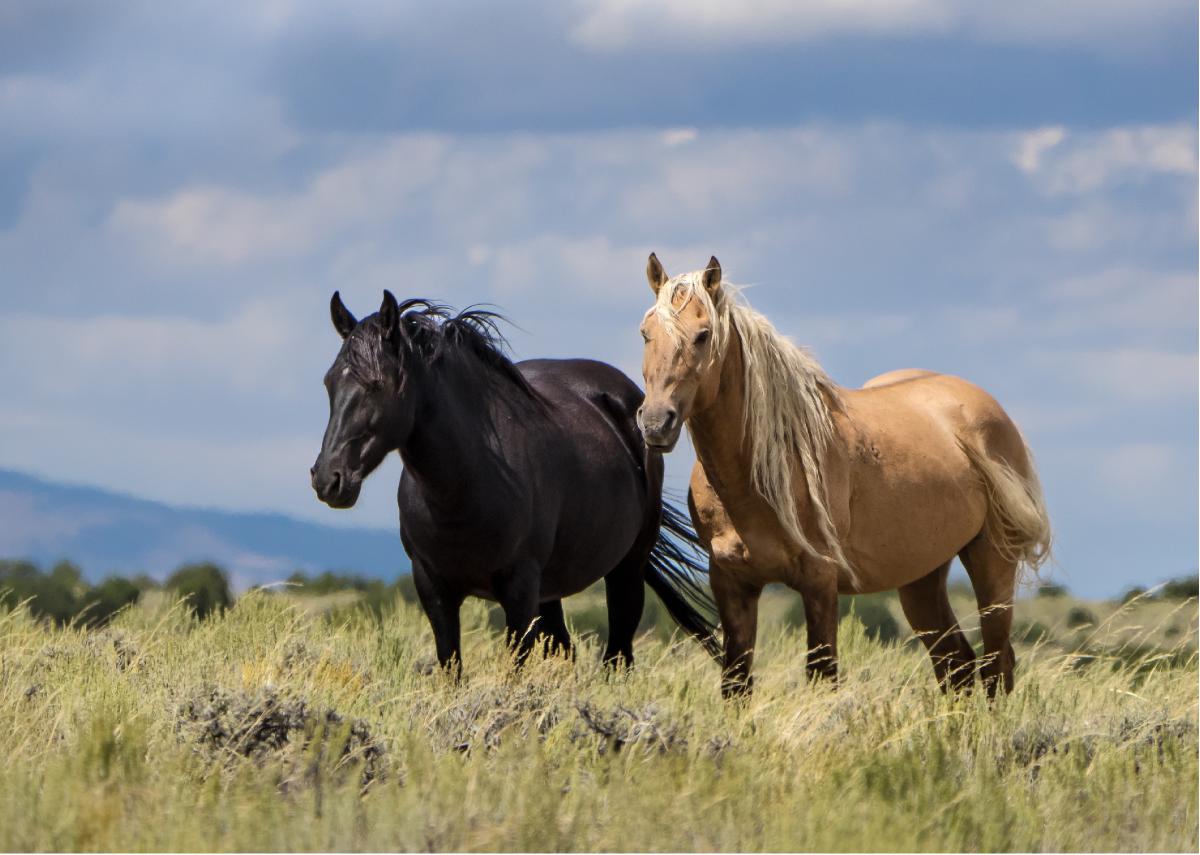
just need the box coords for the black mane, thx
[342,299,545,410]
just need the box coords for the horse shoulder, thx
[689,462,795,582]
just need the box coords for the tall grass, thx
[0,590,1195,851]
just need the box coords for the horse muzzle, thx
[637,404,682,454]
[310,464,362,509]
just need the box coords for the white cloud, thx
[108,136,451,267]
[1094,442,1186,506]
[660,128,698,147]
[1036,348,1197,404]
[570,0,1191,54]
[1013,126,1067,174]
[573,0,951,49]
[0,300,315,402]
[1021,125,1197,195]
[1043,268,1198,337]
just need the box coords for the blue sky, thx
[0,1,1196,597]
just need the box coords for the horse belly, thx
[844,456,987,592]
[546,449,650,596]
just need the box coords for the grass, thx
[0,587,1196,852]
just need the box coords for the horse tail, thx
[644,499,723,661]
[959,436,1053,580]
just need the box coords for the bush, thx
[1013,619,1050,643]
[77,576,141,627]
[1036,583,1069,598]
[1120,586,1148,605]
[1066,606,1096,629]
[1160,576,1198,601]
[0,559,78,624]
[783,591,901,645]
[166,563,232,619]
[0,560,142,626]
[287,571,386,595]
[1118,577,1197,606]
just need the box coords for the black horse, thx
[311,290,720,671]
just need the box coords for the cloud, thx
[570,0,1194,54]
[1093,442,1193,510]
[1043,268,1198,339]
[572,0,950,49]
[1013,126,1067,174]
[108,136,451,268]
[0,299,316,403]
[1035,348,1197,404]
[1019,124,1197,195]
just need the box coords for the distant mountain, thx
[0,469,409,589]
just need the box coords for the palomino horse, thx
[312,291,720,673]
[636,255,1051,698]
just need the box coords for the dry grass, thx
[0,589,1195,851]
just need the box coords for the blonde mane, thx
[650,273,852,574]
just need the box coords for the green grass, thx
[0,589,1195,852]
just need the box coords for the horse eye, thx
[693,329,711,346]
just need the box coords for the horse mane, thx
[343,299,546,412]
[649,273,852,573]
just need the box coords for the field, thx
[0,585,1196,852]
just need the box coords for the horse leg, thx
[602,550,646,668]
[412,561,464,677]
[711,567,762,698]
[897,561,976,693]
[495,566,542,669]
[538,599,573,659]
[958,536,1018,697]
[796,564,839,684]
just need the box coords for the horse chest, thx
[692,489,795,581]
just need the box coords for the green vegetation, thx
[781,589,902,644]
[0,576,1194,851]
[164,562,233,620]
[0,560,140,627]
[1,559,240,627]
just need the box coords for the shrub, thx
[1036,583,1069,598]
[1120,586,1148,605]
[0,560,142,626]
[1013,619,1050,643]
[1066,606,1096,629]
[166,563,233,619]
[0,559,79,624]
[1160,576,1198,601]
[783,591,901,645]
[77,576,141,626]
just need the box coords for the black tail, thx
[644,498,722,661]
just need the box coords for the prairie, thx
[0,585,1195,852]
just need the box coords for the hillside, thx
[0,469,409,588]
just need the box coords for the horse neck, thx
[396,361,516,514]
[686,328,774,509]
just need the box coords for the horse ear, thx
[330,291,357,339]
[646,252,667,295]
[379,289,402,341]
[701,256,721,295]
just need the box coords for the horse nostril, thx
[309,465,317,478]
[664,409,678,431]
[329,471,342,494]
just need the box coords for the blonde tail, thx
[959,438,1053,580]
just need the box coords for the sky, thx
[0,0,1196,597]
